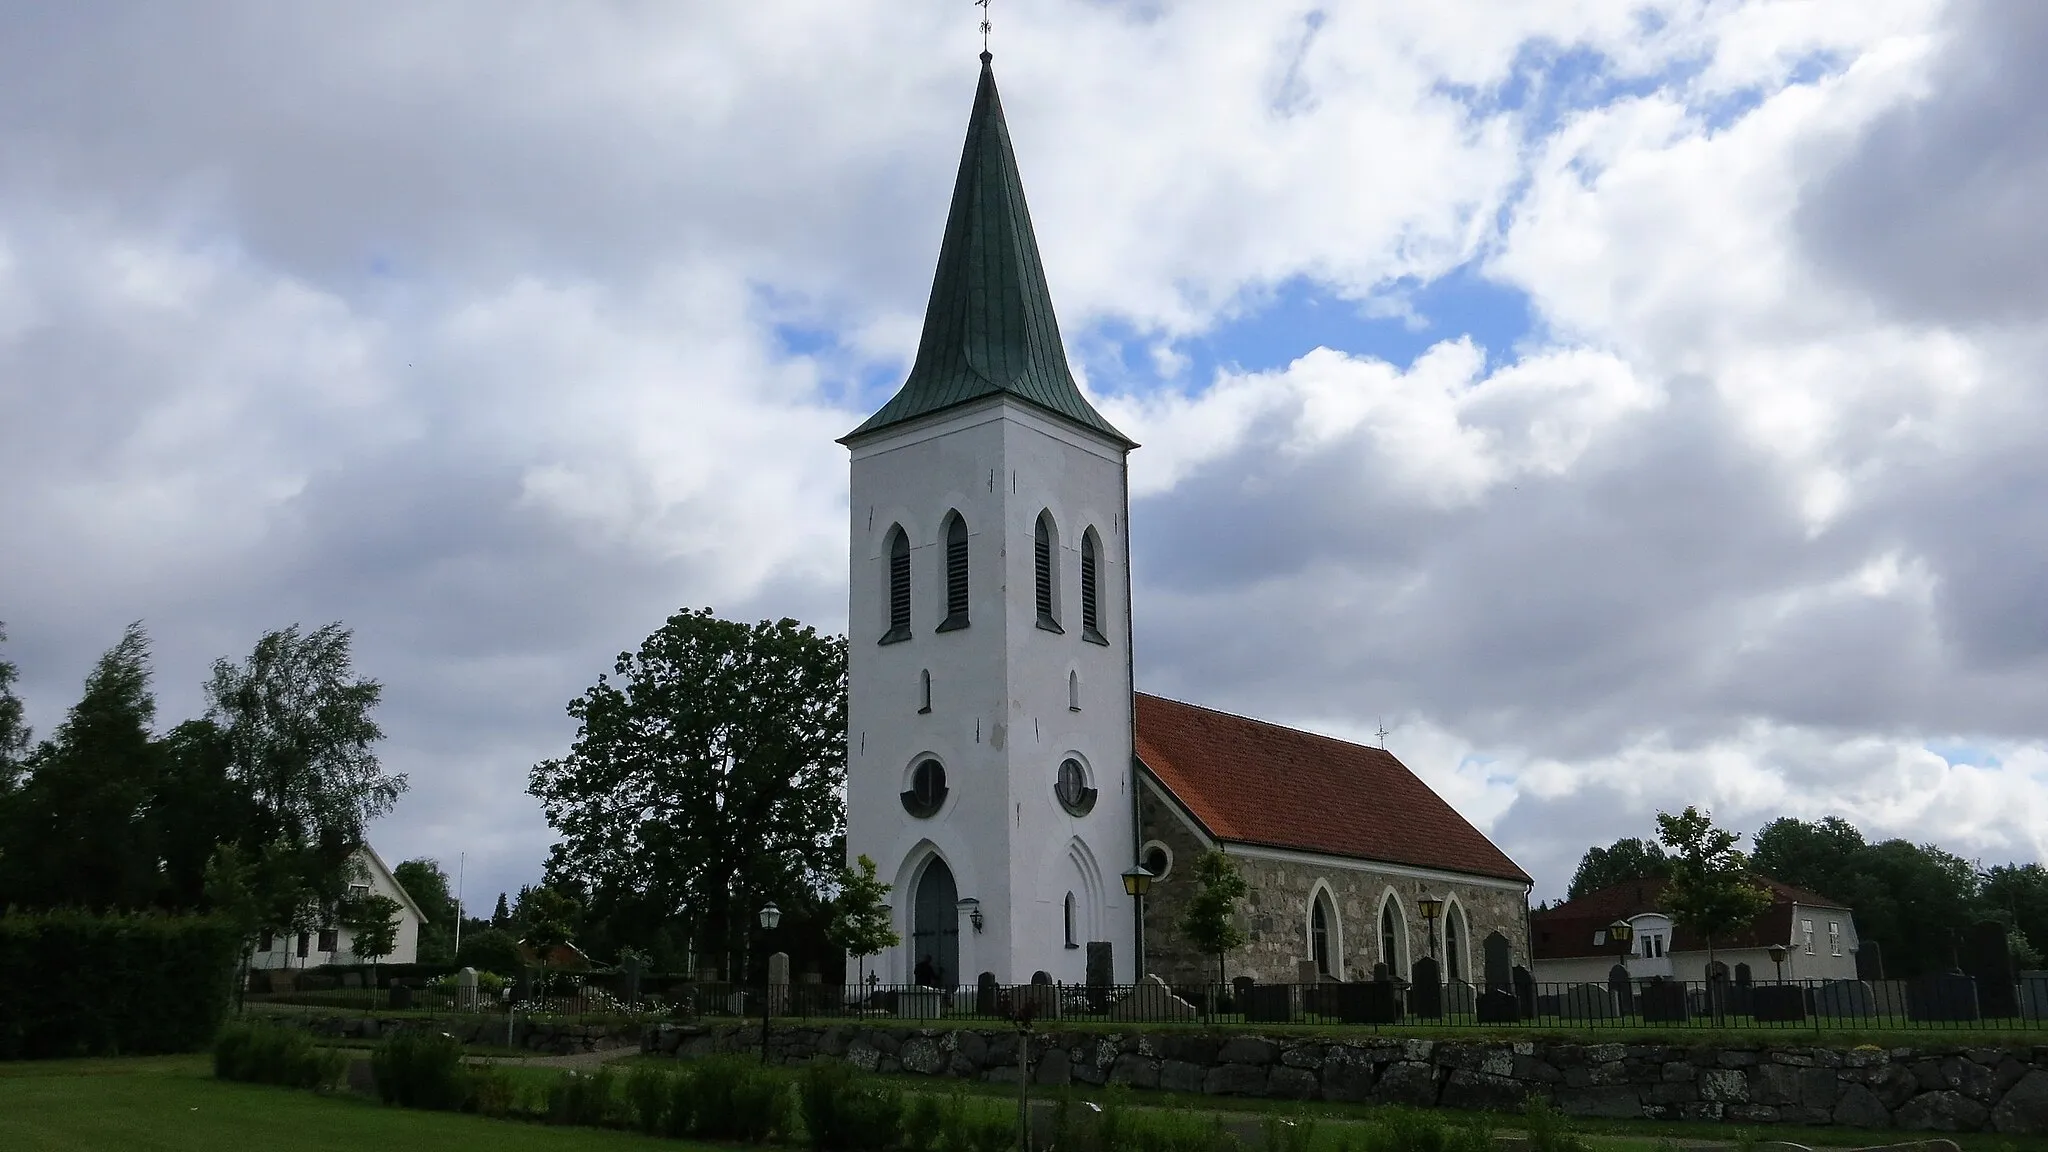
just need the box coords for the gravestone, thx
[1086,942,1115,1013]
[456,966,479,1012]
[1445,979,1476,1017]
[513,968,534,1005]
[2018,971,2048,1021]
[1231,975,1256,1014]
[1482,931,1513,992]
[977,971,999,1017]
[767,951,790,1016]
[1808,979,1874,1020]
[1244,983,1294,1023]
[1013,970,1061,1021]
[1109,975,1199,1022]
[1856,939,1885,981]
[1559,983,1615,1020]
[623,953,644,1008]
[1336,981,1403,1024]
[1751,984,1807,1022]
[1640,979,1688,1023]
[1371,961,1391,983]
[1732,963,1753,1016]
[1512,965,1536,1018]
[1964,920,2018,1018]
[1607,964,1634,1015]
[1908,971,1981,1022]
[1409,956,1443,1018]
[388,982,414,1010]
[1475,988,1519,1023]
[343,973,363,989]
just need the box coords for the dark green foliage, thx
[625,1062,671,1134]
[529,609,846,974]
[394,858,458,963]
[0,622,29,785]
[1655,807,1773,967]
[465,1064,516,1118]
[1519,1097,1592,1152]
[685,1055,789,1143]
[0,911,240,1060]
[1356,1109,1491,1152]
[369,1030,469,1111]
[1179,850,1250,984]
[453,927,523,975]
[545,1066,618,1127]
[1566,837,1670,901]
[212,1020,345,1090]
[663,1065,700,1138]
[799,1058,903,1151]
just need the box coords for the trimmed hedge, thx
[214,1020,346,1090]
[0,911,242,1060]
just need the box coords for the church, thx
[841,52,1533,992]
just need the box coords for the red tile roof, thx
[1134,693,1531,884]
[1530,877,1852,959]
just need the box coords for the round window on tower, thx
[901,758,947,818]
[1055,757,1096,816]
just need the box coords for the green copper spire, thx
[843,53,1133,448]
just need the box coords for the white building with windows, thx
[840,51,1533,991]
[1530,876,1861,986]
[247,843,427,970]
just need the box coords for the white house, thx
[247,843,427,970]
[1531,876,1861,986]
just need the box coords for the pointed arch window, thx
[1312,898,1333,977]
[1445,907,1464,982]
[938,513,970,632]
[881,526,911,645]
[1034,512,1064,633]
[1080,528,1107,645]
[1381,902,1405,978]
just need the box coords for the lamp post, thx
[1121,865,1154,983]
[1608,919,1635,954]
[1418,896,1444,959]
[1767,943,1787,985]
[757,902,781,1065]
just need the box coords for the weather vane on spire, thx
[975,0,991,54]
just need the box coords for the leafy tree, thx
[516,885,581,965]
[0,622,28,790]
[340,892,403,982]
[1654,806,1772,983]
[1981,863,2048,969]
[491,892,511,929]
[148,719,255,911]
[1567,837,1670,900]
[455,927,524,976]
[829,854,899,991]
[203,623,401,943]
[394,858,458,964]
[528,609,846,976]
[1178,850,1249,986]
[1,624,163,910]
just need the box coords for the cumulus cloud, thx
[4,0,2043,905]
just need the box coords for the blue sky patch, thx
[1926,742,2003,769]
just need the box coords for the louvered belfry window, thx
[882,527,911,644]
[1034,512,1061,632]
[1080,530,1105,644]
[939,514,969,631]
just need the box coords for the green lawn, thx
[0,1056,693,1152]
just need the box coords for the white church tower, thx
[840,52,1139,988]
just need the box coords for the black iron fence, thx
[237,969,2048,1033]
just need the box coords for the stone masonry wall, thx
[279,1013,642,1055]
[1137,783,1530,985]
[647,1022,2048,1136]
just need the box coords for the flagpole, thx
[454,852,466,958]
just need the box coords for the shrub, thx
[453,928,523,976]
[663,1064,700,1138]
[370,1030,469,1111]
[212,1020,346,1090]
[547,1066,619,1127]
[1520,1097,1591,1152]
[0,911,241,1060]
[625,1063,672,1134]
[467,1064,516,1118]
[1359,1109,1491,1152]
[800,1059,902,1151]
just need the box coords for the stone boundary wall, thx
[276,1013,643,1055]
[645,1022,2048,1136]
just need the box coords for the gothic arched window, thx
[882,525,911,645]
[1034,512,1063,633]
[1445,905,1465,982]
[1380,902,1406,978]
[1080,528,1106,645]
[1312,898,1333,977]
[939,512,969,632]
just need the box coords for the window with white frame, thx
[1802,919,1815,954]
[1829,921,1842,956]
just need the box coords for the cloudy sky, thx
[4,0,2044,908]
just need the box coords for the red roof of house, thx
[1530,876,1852,960]
[1134,693,1531,884]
